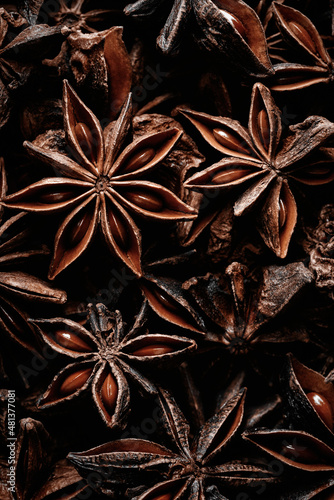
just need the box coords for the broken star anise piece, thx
[183,82,334,257]
[3,81,196,279]
[32,302,197,430]
[68,388,274,498]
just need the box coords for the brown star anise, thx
[3,81,196,279]
[32,302,197,430]
[303,203,334,299]
[124,0,273,78]
[266,3,334,91]
[68,388,274,499]
[0,416,96,500]
[0,158,67,354]
[244,356,334,498]
[183,261,312,359]
[0,6,65,130]
[51,0,114,32]
[183,82,334,257]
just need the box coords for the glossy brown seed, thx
[59,368,92,396]
[39,191,75,204]
[74,122,97,164]
[100,373,118,414]
[257,109,270,149]
[306,392,334,430]
[211,168,252,184]
[126,190,164,212]
[152,494,173,500]
[281,440,321,464]
[121,148,155,174]
[132,344,174,357]
[279,199,287,229]
[302,166,332,177]
[221,10,247,39]
[107,209,128,248]
[153,288,179,312]
[67,212,91,247]
[287,21,317,54]
[54,330,93,352]
[213,128,252,156]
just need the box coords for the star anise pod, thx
[31,302,197,430]
[68,388,274,498]
[303,203,334,299]
[3,81,196,279]
[244,356,334,498]
[267,3,334,91]
[183,261,312,361]
[0,159,67,354]
[50,0,114,32]
[183,82,334,257]
[0,417,97,500]
[0,7,66,130]
[124,0,273,78]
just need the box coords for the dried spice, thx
[3,82,196,279]
[267,3,334,91]
[0,417,95,500]
[32,302,196,430]
[183,82,334,257]
[244,356,334,498]
[0,159,66,353]
[303,204,334,299]
[68,389,275,498]
[183,261,312,357]
[1,2,334,499]
[0,7,66,130]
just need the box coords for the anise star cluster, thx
[0,1,334,499]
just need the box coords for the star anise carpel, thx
[182,82,334,258]
[31,302,197,430]
[3,80,196,279]
[68,388,274,499]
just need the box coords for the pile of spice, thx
[1,1,334,498]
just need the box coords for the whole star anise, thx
[267,3,334,91]
[51,0,114,32]
[3,81,196,279]
[183,261,312,360]
[183,82,334,257]
[68,388,274,499]
[244,356,334,498]
[32,302,197,430]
